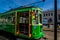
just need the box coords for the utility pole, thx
[54,0,57,40]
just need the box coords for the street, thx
[0,26,60,40]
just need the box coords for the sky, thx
[0,0,60,13]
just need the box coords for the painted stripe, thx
[29,10,31,37]
[15,12,17,35]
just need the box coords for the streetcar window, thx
[4,14,15,24]
[40,14,42,23]
[0,17,4,24]
[19,17,23,23]
[18,12,29,24]
[33,10,35,12]
[32,12,38,24]
[22,17,26,23]
[36,10,38,13]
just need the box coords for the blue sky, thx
[0,0,60,13]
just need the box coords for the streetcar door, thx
[17,12,29,36]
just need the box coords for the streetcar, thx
[0,6,44,40]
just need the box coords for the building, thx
[42,10,60,26]
[42,10,54,25]
[57,10,60,25]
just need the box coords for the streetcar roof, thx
[0,7,42,16]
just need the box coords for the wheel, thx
[0,36,8,40]
[0,34,17,40]
[17,38,26,40]
[43,37,48,40]
[0,30,17,40]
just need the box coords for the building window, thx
[48,18,52,23]
[46,14,47,16]
[51,13,53,16]
[58,14,60,20]
[44,14,45,16]
[48,13,50,16]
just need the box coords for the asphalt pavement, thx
[0,25,60,40]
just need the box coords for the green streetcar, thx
[0,7,44,40]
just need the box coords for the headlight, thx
[39,23,42,26]
[40,24,42,26]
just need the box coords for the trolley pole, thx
[54,0,57,40]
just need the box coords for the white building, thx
[57,10,60,24]
[42,10,54,25]
[42,10,60,26]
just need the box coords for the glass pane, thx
[17,12,29,36]
[19,17,23,23]
[0,14,14,24]
[40,14,42,23]
[32,10,38,24]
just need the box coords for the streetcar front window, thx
[32,10,42,24]
[32,10,38,24]
[40,14,42,23]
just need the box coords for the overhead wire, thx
[22,0,45,6]
[0,0,45,13]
